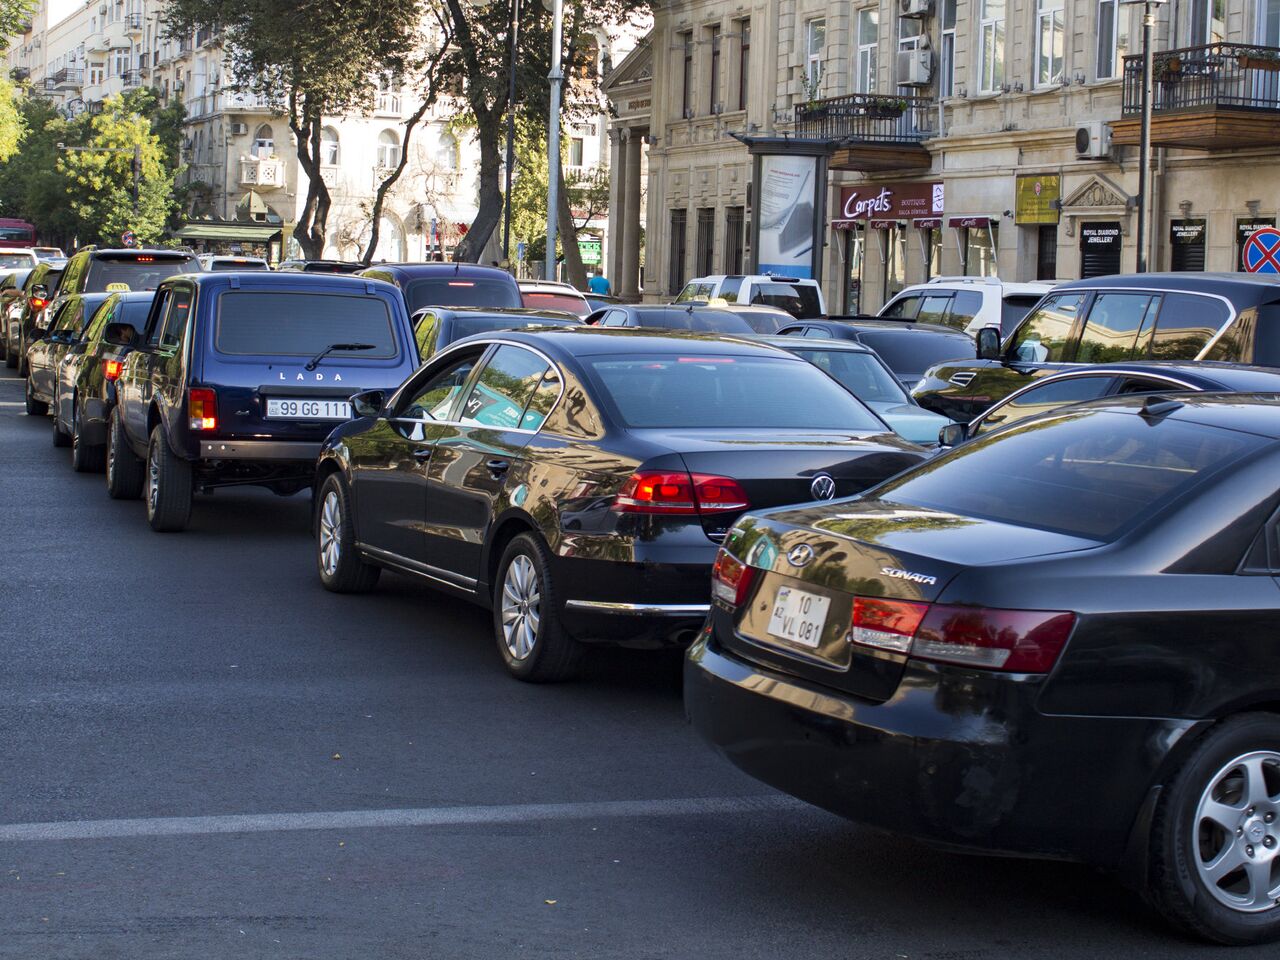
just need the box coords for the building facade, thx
[611,0,1280,309]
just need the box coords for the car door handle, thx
[486,458,510,475]
[412,447,432,460]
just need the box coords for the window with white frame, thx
[1189,0,1225,44]
[377,129,401,168]
[855,8,878,93]
[111,49,129,77]
[979,0,1006,92]
[899,15,925,81]
[805,18,826,92]
[320,126,339,166]
[1036,0,1065,86]
[437,129,459,170]
[89,64,103,86]
[1095,0,1130,79]
[569,136,584,167]
[940,0,957,96]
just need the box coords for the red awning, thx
[868,219,901,230]
[914,218,943,229]
[948,216,992,228]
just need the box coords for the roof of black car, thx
[359,263,515,283]
[1066,360,1280,390]
[83,248,195,258]
[753,334,874,354]
[177,271,398,293]
[458,326,802,359]
[1055,272,1280,303]
[791,318,970,337]
[1068,393,1280,439]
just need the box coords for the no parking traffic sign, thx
[1242,227,1280,274]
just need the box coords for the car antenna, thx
[1139,395,1184,421]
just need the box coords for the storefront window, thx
[844,227,864,314]
[1169,219,1206,272]
[883,225,907,302]
[1236,218,1276,272]
[963,226,998,277]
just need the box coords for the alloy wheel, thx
[1194,750,1280,912]
[500,554,541,661]
[319,490,341,577]
[71,404,79,454]
[147,443,159,512]
[107,421,116,479]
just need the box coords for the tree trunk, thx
[288,95,331,260]
[556,162,586,288]
[454,110,503,263]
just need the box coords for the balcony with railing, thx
[240,156,286,188]
[121,69,142,88]
[792,93,936,171]
[126,12,143,32]
[46,67,84,90]
[1112,43,1280,149]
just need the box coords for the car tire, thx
[492,532,583,683]
[315,473,380,593]
[1147,713,1280,945]
[24,375,47,416]
[4,344,15,369]
[106,408,144,499]
[145,425,193,532]
[51,404,70,446]
[71,401,105,473]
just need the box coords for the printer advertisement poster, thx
[755,155,819,278]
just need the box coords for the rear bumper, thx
[199,439,324,462]
[684,631,1190,867]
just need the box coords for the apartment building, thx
[612,0,1280,310]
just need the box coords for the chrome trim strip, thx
[970,368,1203,431]
[562,601,711,616]
[356,543,478,591]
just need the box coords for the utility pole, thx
[1124,0,1165,273]
[501,0,520,266]
[544,0,564,282]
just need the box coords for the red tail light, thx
[711,548,756,608]
[188,387,217,431]
[29,296,47,311]
[102,358,122,381]
[851,599,1075,673]
[614,470,749,515]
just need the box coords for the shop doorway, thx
[1037,224,1058,279]
[1080,221,1122,277]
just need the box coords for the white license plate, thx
[767,586,830,649]
[265,398,352,420]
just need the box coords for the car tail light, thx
[850,599,1075,673]
[188,387,217,431]
[711,548,756,608]
[614,470,749,515]
[29,296,47,311]
[102,358,122,381]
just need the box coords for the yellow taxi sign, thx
[105,282,131,292]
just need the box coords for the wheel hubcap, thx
[500,555,541,661]
[107,422,116,477]
[319,490,341,577]
[71,405,79,452]
[1195,750,1280,912]
[147,445,159,511]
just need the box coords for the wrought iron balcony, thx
[1114,43,1280,149]
[45,68,84,91]
[793,93,936,171]
[121,70,142,88]
[126,13,143,32]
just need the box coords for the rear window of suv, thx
[215,292,398,358]
[85,254,195,292]
[750,282,823,319]
[404,277,521,312]
[875,410,1264,541]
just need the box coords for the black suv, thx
[107,272,419,532]
[912,272,1280,421]
[9,261,64,373]
[56,247,198,296]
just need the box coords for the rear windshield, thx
[86,255,195,292]
[1001,295,1042,335]
[207,260,269,272]
[735,311,788,334]
[853,330,972,375]
[637,308,755,333]
[586,354,885,431]
[521,291,591,317]
[875,411,1264,542]
[750,282,823,319]
[215,291,398,359]
[405,277,521,312]
[452,316,576,339]
[787,348,909,405]
[0,253,34,269]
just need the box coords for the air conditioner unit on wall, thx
[1075,121,1112,158]
[900,0,933,17]
[229,122,247,135]
[896,49,933,86]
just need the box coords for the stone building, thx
[609,0,1280,309]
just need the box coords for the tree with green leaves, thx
[0,0,36,161]
[163,0,433,260]
[57,95,178,245]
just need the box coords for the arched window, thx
[321,126,340,166]
[253,123,274,158]
[436,129,458,171]
[377,129,400,168]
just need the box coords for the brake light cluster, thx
[851,597,1075,673]
[711,549,756,607]
[188,387,217,431]
[29,296,47,311]
[614,470,749,516]
[102,358,122,381]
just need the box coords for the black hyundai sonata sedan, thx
[685,393,1280,945]
[313,329,926,681]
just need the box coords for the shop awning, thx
[868,219,902,230]
[174,222,283,242]
[947,216,992,228]
[914,217,943,229]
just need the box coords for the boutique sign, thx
[833,181,944,229]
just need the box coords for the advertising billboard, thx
[754,154,820,278]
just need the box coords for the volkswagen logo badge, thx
[810,474,837,501]
[786,543,816,568]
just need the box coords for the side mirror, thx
[350,389,386,418]
[103,322,136,347]
[30,283,48,300]
[938,422,969,448]
[976,326,1001,361]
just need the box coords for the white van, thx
[674,274,827,319]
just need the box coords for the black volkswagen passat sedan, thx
[313,329,927,682]
[685,393,1280,945]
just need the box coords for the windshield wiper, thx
[305,342,375,371]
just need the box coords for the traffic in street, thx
[2,362,1272,959]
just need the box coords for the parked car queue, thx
[8,256,1280,946]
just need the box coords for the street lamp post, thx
[544,0,564,282]
[1124,0,1166,273]
[501,0,520,266]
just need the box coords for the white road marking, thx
[0,401,24,407]
[0,795,806,843]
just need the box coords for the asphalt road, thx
[0,364,1269,959]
